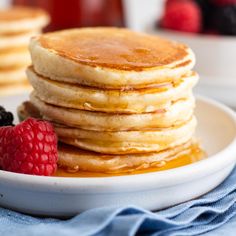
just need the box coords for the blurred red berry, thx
[161,1,202,33]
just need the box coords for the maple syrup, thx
[54,143,205,178]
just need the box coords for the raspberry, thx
[161,1,202,33]
[213,5,236,35]
[0,118,58,176]
[0,106,14,126]
[212,0,236,6]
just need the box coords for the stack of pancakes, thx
[18,28,199,174]
[0,6,49,96]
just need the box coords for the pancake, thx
[55,117,196,154]
[0,7,49,34]
[29,94,195,131]
[58,141,193,173]
[0,47,30,68]
[27,66,198,113]
[0,81,32,96]
[29,28,195,89]
[0,30,40,50]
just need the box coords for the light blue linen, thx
[1,167,236,236]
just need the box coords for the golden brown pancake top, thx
[39,28,189,71]
[0,6,47,22]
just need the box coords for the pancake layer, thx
[0,7,49,34]
[58,141,193,173]
[29,94,195,131]
[29,28,195,89]
[57,117,196,154]
[0,47,31,68]
[0,30,40,50]
[0,81,32,96]
[28,67,198,113]
[0,67,27,84]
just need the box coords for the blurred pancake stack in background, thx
[18,28,199,174]
[0,6,49,96]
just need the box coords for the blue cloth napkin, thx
[1,167,236,236]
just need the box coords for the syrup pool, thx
[54,144,206,178]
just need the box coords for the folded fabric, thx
[1,167,236,236]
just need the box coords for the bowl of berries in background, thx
[148,0,236,107]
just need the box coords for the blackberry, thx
[214,5,236,35]
[0,106,14,126]
[195,0,211,15]
[195,0,215,30]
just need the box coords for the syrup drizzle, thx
[54,144,205,178]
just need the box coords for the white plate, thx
[0,95,236,216]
